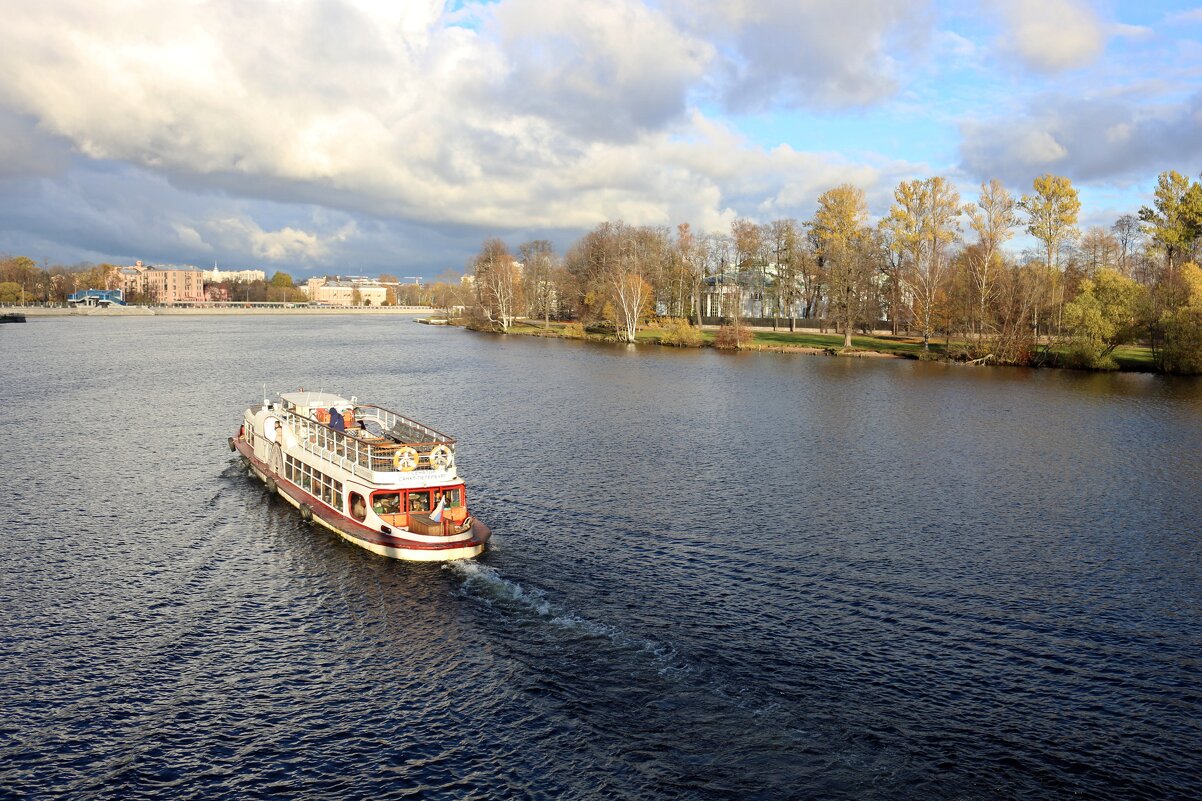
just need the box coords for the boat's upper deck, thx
[266,392,457,480]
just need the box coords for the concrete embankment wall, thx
[13,306,432,317]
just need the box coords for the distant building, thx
[306,276,390,306]
[67,289,126,307]
[203,268,266,283]
[118,261,206,304]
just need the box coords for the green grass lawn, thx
[1108,345,1157,371]
[749,330,936,357]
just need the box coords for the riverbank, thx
[7,305,431,317]
[461,319,1160,372]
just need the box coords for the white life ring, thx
[430,444,454,470]
[393,446,419,472]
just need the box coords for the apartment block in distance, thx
[118,261,207,304]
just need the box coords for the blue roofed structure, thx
[68,289,127,307]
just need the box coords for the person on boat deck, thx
[269,424,284,473]
[351,495,366,520]
[329,407,345,432]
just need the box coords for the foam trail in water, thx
[446,560,552,616]
[445,560,691,677]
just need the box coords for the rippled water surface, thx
[2,315,1202,800]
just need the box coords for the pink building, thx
[119,262,206,304]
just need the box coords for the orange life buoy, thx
[393,447,419,472]
[429,444,454,470]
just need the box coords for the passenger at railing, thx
[329,406,345,432]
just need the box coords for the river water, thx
[2,315,1201,800]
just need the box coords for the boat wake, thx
[445,560,691,677]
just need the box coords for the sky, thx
[0,0,1200,279]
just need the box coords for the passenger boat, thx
[230,391,490,561]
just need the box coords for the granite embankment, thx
[11,305,431,317]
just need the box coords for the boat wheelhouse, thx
[230,391,490,561]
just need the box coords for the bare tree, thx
[474,238,522,331]
[1112,214,1141,278]
[1078,226,1119,276]
[519,240,557,327]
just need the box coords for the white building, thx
[306,276,390,306]
[203,268,266,283]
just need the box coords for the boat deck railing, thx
[280,404,456,477]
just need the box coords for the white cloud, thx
[994,0,1106,72]
[0,0,954,274]
[959,91,1202,185]
[172,223,210,252]
[666,0,929,110]
[207,218,358,263]
[1110,23,1154,40]
[1166,9,1202,24]
[486,0,711,140]
[0,1,928,238]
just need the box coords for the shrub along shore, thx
[448,318,1159,372]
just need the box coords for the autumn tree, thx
[1139,171,1202,280]
[1158,262,1202,374]
[1022,174,1081,273]
[473,238,523,331]
[810,184,872,349]
[730,219,763,320]
[1020,174,1081,342]
[887,176,962,350]
[1062,268,1147,369]
[968,179,1020,342]
[673,223,707,326]
[611,225,662,342]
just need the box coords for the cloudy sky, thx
[0,0,1199,279]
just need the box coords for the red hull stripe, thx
[234,438,490,551]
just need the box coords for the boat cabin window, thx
[440,487,462,508]
[283,454,341,511]
[407,490,431,513]
[372,492,401,515]
[349,492,367,521]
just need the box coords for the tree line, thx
[468,170,1202,374]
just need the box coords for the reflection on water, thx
[1,316,1201,800]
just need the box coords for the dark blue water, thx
[2,315,1201,800]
